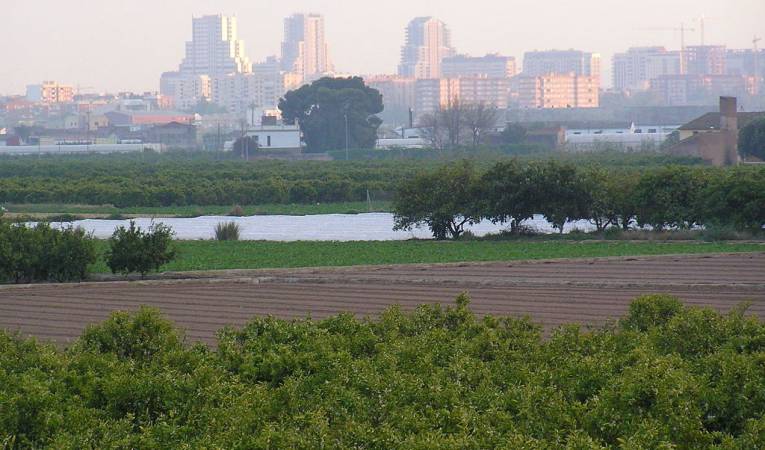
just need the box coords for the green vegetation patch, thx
[88,240,764,273]
[2,295,765,447]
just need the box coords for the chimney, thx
[719,96,737,131]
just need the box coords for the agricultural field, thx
[2,253,764,447]
[0,150,704,211]
[86,240,765,274]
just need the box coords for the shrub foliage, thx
[0,222,96,283]
[106,221,177,276]
[1,295,765,448]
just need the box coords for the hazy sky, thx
[2,0,764,95]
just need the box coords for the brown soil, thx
[1,253,763,347]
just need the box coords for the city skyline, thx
[2,0,764,94]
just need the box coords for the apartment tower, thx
[281,13,333,82]
[398,17,456,79]
[179,15,251,76]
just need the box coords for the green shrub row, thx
[0,222,96,283]
[2,295,764,448]
[0,151,703,208]
[394,161,765,239]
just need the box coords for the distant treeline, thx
[393,161,765,239]
[0,155,414,206]
[0,151,705,209]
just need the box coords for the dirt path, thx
[2,253,763,347]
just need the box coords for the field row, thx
[87,240,765,274]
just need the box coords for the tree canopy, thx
[393,161,765,239]
[739,118,765,160]
[279,77,384,153]
[393,161,482,240]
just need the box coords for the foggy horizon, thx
[2,0,764,95]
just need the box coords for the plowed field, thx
[2,253,763,346]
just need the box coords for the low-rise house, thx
[244,124,302,152]
[147,122,198,149]
[668,97,764,166]
[105,110,195,128]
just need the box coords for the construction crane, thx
[697,16,715,46]
[637,23,696,74]
[755,36,762,96]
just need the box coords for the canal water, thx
[45,213,597,241]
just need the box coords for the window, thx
[267,136,271,147]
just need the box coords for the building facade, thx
[366,75,416,124]
[612,47,682,92]
[414,77,511,116]
[441,54,517,79]
[398,17,455,79]
[159,73,212,110]
[726,49,765,95]
[211,72,286,117]
[26,81,75,104]
[281,13,332,83]
[650,74,757,106]
[517,74,599,109]
[179,15,251,77]
[684,45,727,76]
[245,124,302,151]
[523,50,601,80]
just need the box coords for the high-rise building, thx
[522,50,601,80]
[179,15,251,76]
[612,47,682,92]
[517,74,599,109]
[399,17,456,79]
[441,54,517,79]
[252,56,287,109]
[281,13,332,83]
[684,45,727,76]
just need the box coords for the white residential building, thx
[245,125,302,151]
